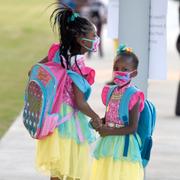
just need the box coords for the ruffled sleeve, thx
[71,55,96,85]
[101,85,110,106]
[129,91,145,112]
[48,43,60,61]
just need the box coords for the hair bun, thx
[67,13,79,22]
[117,44,133,55]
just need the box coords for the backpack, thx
[23,53,91,139]
[23,59,69,139]
[106,85,156,167]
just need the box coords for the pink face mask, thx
[113,71,133,87]
[81,36,100,52]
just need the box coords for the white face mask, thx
[81,36,100,52]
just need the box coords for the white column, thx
[118,0,151,97]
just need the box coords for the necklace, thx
[111,89,123,100]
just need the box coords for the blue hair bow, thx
[68,13,79,22]
[117,44,133,55]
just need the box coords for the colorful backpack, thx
[106,85,156,167]
[23,59,69,139]
[23,46,92,139]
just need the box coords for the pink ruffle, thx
[84,67,95,85]
[71,55,96,85]
[101,85,110,105]
[48,43,60,61]
[128,91,145,112]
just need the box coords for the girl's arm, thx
[72,83,102,129]
[98,100,140,137]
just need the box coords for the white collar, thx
[70,55,85,66]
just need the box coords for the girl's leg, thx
[50,177,60,180]
[50,176,80,180]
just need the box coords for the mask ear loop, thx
[80,38,94,51]
[80,36,100,52]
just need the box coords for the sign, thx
[149,0,168,79]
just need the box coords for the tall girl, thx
[35,4,101,180]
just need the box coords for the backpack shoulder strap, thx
[119,86,138,125]
[52,51,61,63]
[49,45,65,66]
[106,85,118,106]
[119,86,139,157]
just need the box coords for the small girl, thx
[90,44,145,180]
[35,4,101,180]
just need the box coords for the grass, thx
[0,0,58,138]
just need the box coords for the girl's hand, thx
[98,125,114,137]
[98,99,141,137]
[101,117,106,124]
[90,118,102,130]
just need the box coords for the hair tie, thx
[117,44,133,55]
[68,13,79,22]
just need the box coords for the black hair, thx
[50,3,94,69]
[116,51,139,69]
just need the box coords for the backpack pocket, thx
[23,80,46,138]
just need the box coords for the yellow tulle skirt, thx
[36,129,92,180]
[90,157,144,180]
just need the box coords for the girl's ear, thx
[130,70,138,78]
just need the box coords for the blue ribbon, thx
[68,13,79,22]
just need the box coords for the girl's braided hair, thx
[50,2,94,69]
